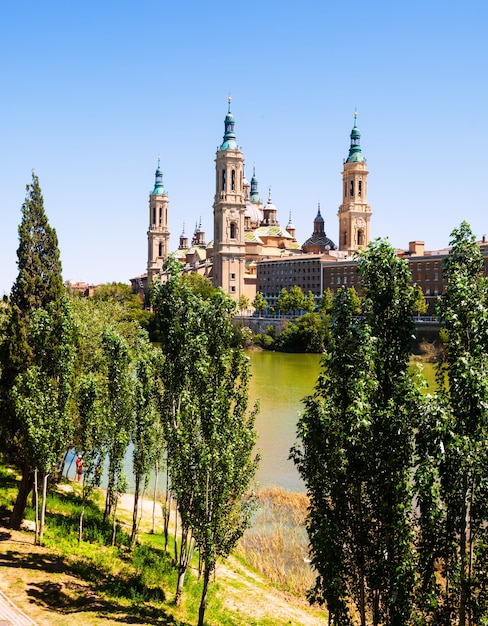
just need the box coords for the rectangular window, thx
[230,273,236,280]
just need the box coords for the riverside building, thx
[131,102,487,312]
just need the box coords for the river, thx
[75,352,436,494]
[247,350,321,492]
[248,351,437,492]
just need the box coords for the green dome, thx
[152,157,167,194]
[346,113,366,163]
[220,98,238,150]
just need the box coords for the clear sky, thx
[1,0,487,296]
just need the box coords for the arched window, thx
[230,223,236,239]
[349,181,354,197]
[358,180,362,196]
[158,242,163,257]
[152,207,156,225]
[222,170,226,191]
[231,170,235,191]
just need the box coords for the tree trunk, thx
[459,474,468,626]
[175,524,194,606]
[151,459,159,535]
[111,499,118,547]
[10,463,33,529]
[34,469,39,545]
[198,565,211,626]
[79,502,85,545]
[131,474,140,548]
[39,473,49,543]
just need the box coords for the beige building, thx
[132,105,372,302]
[337,112,372,253]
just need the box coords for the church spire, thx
[250,164,259,202]
[220,96,238,150]
[346,110,365,163]
[152,155,166,194]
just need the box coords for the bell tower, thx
[147,157,170,284]
[212,98,246,300]
[337,112,372,253]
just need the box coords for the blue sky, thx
[1,0,487,295]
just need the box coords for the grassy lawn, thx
[0,462,327,625]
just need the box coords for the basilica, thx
[134,101,373,305]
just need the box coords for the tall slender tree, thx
[101,328,133,529]
[0,173,67,528]
[293,240,422,625]
[152,257,259,621]
[416,222,488,625]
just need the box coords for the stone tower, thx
[212,98,246,300]
[337,113,372,253]
[147,157,170,284]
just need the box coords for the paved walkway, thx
[0,590,36,626]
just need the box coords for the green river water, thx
[247,350,436,492]
[85,351,436,494]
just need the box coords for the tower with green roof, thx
[212,98,246,300]
[337,112,372,253]
[147,156,170,283]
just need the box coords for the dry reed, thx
[237,486,315,596]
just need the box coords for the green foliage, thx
[10,296,75,474]
[415,221,488,623]
[152,256,259,621]
[180,271,218,299]
[274,313,329,353]
[10,173,63,313]
[252,292,268,315]
[293,239,422,625]
[0,174,73,527]
[101,328,133,520]
[92,282,151,328]
[238,293,250,313]
[277,286,307,314]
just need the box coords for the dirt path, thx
[0,488,327,625]
[117,492,327,625]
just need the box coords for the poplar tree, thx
[293,240,422,625]
[0,173,67,528]
[152,257,259,621]
[416,222,488,624]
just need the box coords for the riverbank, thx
[0,467,327,625]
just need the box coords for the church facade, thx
[136,103,372,304]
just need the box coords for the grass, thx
[0,461,326,625]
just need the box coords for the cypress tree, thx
[0,173,66,528]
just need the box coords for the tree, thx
[180,272,217,299]
[10,297,75,542]
[304,290,316,313]
[252,292,268,316]
[238,293,250,318]
[0,173,67,529]
[276,288,290,315]
[130,332,162,547]
[415,222,488,625]
[101,328,133,540]
[92,282,151,328]
[152,257,259,621]
[288,285,306,314]
[293,240,422,625]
